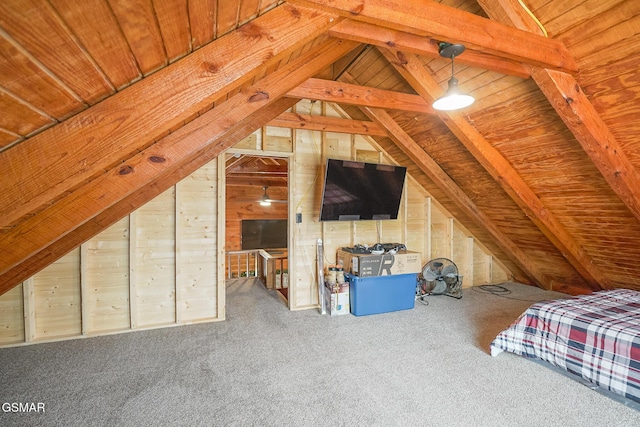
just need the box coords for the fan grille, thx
[419,257,462,299]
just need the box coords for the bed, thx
[490,289,640,407]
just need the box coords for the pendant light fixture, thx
[432,43,475,111]
[259,186,272,206]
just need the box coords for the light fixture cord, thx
[517,0,547,37]
[450,55,455,78]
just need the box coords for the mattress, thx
[491,289,640,404]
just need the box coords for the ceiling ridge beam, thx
[287,78,435,114]
[287,0,577,72]
[0,37,361,294]
[479,0,640,225]
[375,48,607,291]
[359,104,550,289]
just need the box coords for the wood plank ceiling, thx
[0,0,639,295]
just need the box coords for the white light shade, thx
[432,93,475,111]
[259,186,272,206]
[432,77,475,111]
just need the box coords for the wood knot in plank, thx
[386,40,396,47]
[238,22,270,41]
[565,97,573,105]
[396,51,408,65]
[288,7,302,19]
[203,62,219,74]
[149,156,166,163]
[119,165,133,175]
[249,91,269,102]
[349,4,364,15]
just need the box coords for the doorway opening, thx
[225,153,289,304]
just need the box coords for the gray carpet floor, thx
[1,280,639,426]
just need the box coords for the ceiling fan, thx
[257,186,287,206]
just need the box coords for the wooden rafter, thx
[287,0,577,72]
[529,69,640,223]
[328,19,530,79]
[227,160,288,186]
[0,32,361,294]
[227,161,288,175]
[374,48,608,291]
[225,155,257,171]
[286,78,434,114]
[226,177,288,188]
[360,106,548,288]
[0,4,338,230]
[268,111,386,136]
[478,0,640,224]
[0,97,298,294]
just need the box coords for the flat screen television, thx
[241,219,287,250]
[319,158,407,221]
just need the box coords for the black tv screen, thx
[241,219,287,249]
[319,159,407,221]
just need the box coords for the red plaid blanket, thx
[491,289,640,403]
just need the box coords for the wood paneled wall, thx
[0,100,510,347]
[288,100,509,310]
[0,162,223,346]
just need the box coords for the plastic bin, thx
[347,273,417,316]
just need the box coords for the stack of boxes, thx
[337,248,421,316]
[337,249,421,278]
[324,265,350,316]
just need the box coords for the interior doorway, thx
[225,153,290,304]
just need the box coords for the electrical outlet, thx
[296,213,302,223]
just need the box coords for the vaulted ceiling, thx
[1,0,639,295]
[226,155,288,189]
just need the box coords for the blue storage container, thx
[347,273,417,316]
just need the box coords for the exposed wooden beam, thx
[329,19,530,79]
[227,163,288,175]
[226,172,287,180]
[0,3,339,230]
[479,0,640,224]
[0,37,361,294]
[269,111,386,136]
[0,97,298,295]
[288,0,577,72]
[230,170,287,178]
[287,78,435,114]
[226,177,288,187]
[361,106,549,288]
[225,155,256,171]
[530,68,640,223]
[375,49,607,291]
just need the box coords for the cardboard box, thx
[324,281,350,316]
[337,249,421,277]
[347,273,417,316]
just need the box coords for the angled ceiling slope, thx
[1,0,640,296]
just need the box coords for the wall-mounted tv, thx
[319,158,407,221]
